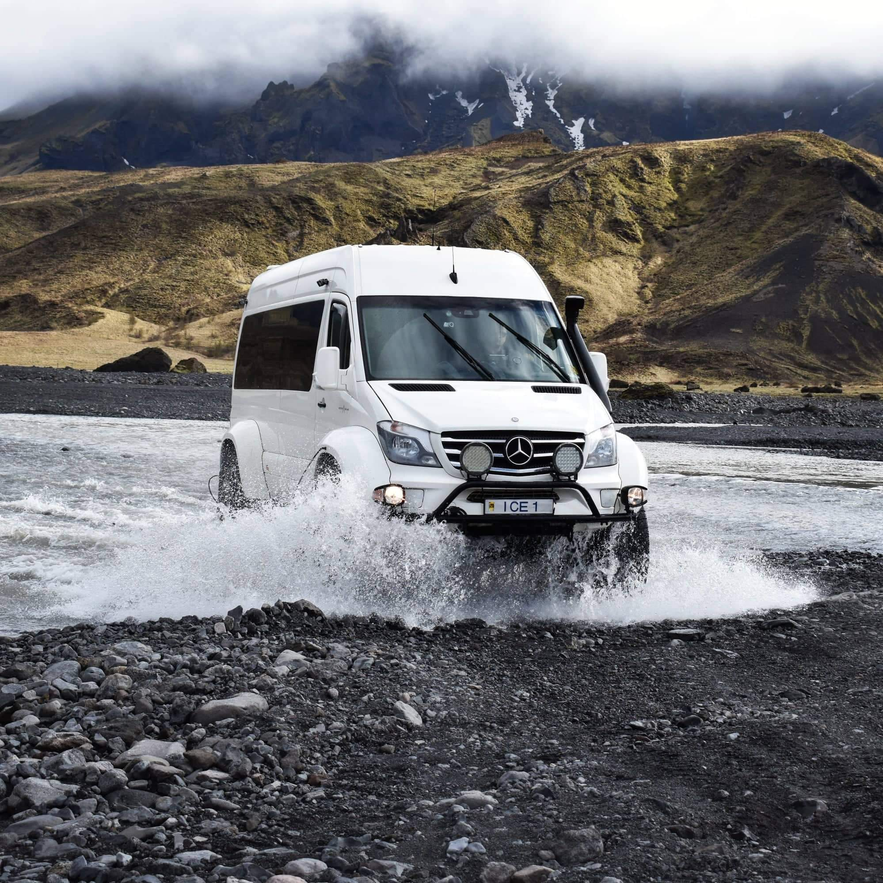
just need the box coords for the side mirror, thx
[314,346,341,390]
[589,351,609,392]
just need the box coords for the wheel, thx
[218,443,249,510]
[608,508,650,586]
[561,510,650,595]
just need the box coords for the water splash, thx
[49,476,817,629]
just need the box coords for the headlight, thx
[377,421,441,468]
[583,424,617,468]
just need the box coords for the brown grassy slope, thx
[1,131,882,379]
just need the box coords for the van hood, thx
[368,381,611,435]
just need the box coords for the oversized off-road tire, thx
[218,443,249,510]
[609,508,650,585]
[559,509,650,596]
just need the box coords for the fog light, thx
[553,443,583,478]
[600,488,619,508]
[625,486,647,508]
[373,484,406,506]
[460,442,493,478]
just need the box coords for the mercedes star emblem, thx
[505,436,534,466]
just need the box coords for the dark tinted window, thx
[328,302,351,368]
[234,300,324,390]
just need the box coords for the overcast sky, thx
[1,0,882,111]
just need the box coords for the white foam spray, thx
[48,476,816,629]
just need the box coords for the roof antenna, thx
[449,246,458,284]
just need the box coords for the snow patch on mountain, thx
[455,91,480,116]
[831,106,839,115]
[544,76,564,124]
[783,109,793,120]
[567,117,585,150]
[428,87,448,101]
[494,65,534,128]
[587,117,596,131]
[847,82,875,101]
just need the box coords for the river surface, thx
[1,414,880,634]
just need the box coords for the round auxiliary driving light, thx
[460,442,494,478]
[625,486,647,508]
[553,443,583,478]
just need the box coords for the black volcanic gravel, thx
[0,366,231,421]
[0,551,880,883]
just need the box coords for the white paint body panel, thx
[224,245,648,521]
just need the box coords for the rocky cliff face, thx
[2,53,883,174]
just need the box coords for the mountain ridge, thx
[1,130,882,380]
[2,54,883,175]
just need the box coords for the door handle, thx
[317,399,327,409]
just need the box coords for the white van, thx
[220,245,649,579]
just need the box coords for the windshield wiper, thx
[488,312,572,384]
[422,313,495,381]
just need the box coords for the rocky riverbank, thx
[0,367,231,421]
[0,550,881,883]
[1,367,882,459]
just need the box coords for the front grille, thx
[441,430,586,476]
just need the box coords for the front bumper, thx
[430,479,634,525]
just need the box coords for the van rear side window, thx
[234,300,324,390]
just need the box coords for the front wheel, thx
[218,444,250,511]
[561,510,650,595]
[610,508,650,585]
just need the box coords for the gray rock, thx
[112,641,154,659]
[175,850,222,865]
[190,692,269,725]
[275,649,309,668]
[511,867,555,883]
[447,837,470,857]
[117,739,186,764]
[666,628,704,641]
[99,769,130,794]
[9,777,69,811]
[282,859,328,879]
[44,659,81,682]
[453,790,498,809]
[552,827,604,864]
[498,770,530,787]
[481,863,516,883]
[41,748,87,779]
[267,877,309,883]
[98,673,134,697]
[393,700,423,728]
[3,814,65,839]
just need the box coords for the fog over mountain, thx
[3,0,883,111]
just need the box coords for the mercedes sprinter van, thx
[220,245,649,579]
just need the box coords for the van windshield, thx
[359,296,583,383]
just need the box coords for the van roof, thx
[250,245,551,301]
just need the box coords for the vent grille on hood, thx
[532,385,582,394]
[389,383,456,392]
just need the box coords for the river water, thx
[1,414,880,634]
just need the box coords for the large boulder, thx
[95,347,172,373]
[172,357,207,374]
[617,382,676,401]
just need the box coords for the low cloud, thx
[2,0,882,111]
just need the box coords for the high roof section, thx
[356,245,550,299]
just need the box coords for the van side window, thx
[328,302,351,368]
[234,300,324,390]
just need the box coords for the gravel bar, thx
[0,551,881,882]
